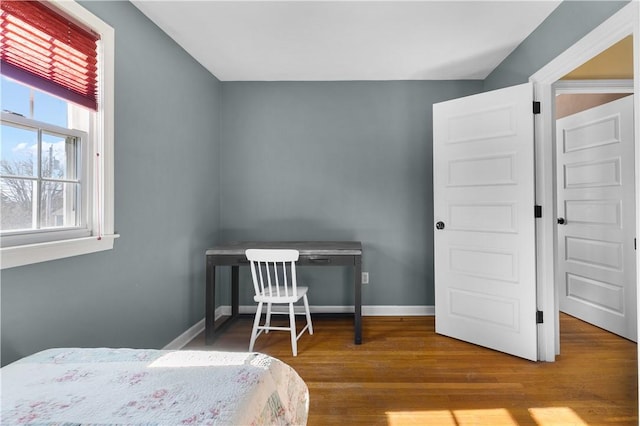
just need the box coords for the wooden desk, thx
[205,241,363,345]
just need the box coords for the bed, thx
[1,347,309,425]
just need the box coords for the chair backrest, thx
[245,249,300,299]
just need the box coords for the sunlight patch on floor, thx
[386,407,588,426]
[386,408,516,425]
[528,407,588,425]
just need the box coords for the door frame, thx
[554,79,634,94]
[530,1,639,362]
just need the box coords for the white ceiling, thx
[131,1,561,82]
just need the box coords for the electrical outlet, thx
[361,272,369,284]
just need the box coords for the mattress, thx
[0,347,308,425]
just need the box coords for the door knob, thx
[436,221,445,230]
[557,217,566,225]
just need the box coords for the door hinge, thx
[536,311,544,324]
[533,101,541,114]
[635,238,636,251]
[534,205,542,218]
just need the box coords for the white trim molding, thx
[1,235,119,269]
[163,318,206,350]
[363,305,435,316]
[554,79,634,94]
[236,305,435,316]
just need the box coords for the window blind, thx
[0,0,100,110]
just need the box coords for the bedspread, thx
[1,348,308,425]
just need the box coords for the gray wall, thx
[484,0,630,91]
[219,81,482,306]
[0,1,221,366]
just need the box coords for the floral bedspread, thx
[1,348,308,425]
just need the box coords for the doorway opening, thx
[554,82,635,343]
[531,2,639,361]
[553,36,635,345]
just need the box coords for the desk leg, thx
[354,255,362,344]
[205,263,240,346]
[205,257,216,345]
[231,266,240,317]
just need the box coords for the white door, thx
[556,95,636,342]
[433,83,538,361]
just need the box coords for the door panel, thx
[556,95,636,341]
[433,82,538,361]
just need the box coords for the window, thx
[0,1,115,269]
[1,84,89,246]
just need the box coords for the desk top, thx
[206,241,362,256]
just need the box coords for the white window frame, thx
[0,0,117,269]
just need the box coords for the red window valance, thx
[0,0,100,110]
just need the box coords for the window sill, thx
[1,234,119,270]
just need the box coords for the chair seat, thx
[255,286,308,303]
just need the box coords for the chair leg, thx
[249,301,263,352]
[289,302,297,356]
[303,294,313,335]
[265,302,272,333]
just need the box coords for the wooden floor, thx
[185,314,638,425]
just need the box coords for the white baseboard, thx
[162,307,226,350]
[163,318,205,350]
[235,305,435,316]
[363,305,435,316]
[165,305,435,350]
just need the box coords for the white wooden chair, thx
[245,249,313,356]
